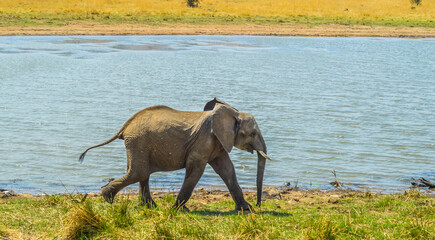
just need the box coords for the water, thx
[1,36,434,194]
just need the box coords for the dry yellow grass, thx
[213,0,434,19]
[0,0,433,21]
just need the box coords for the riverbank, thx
[1,0,434,37]
[2,23,435,37]
[1,188,434,239]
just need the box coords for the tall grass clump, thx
[235,212,281,239]
[61,200,107,240]
[152,208,182,238]
[305,216,341,240]
[403,188,424,199]
[109,198,135,228]
[151,209,215,239]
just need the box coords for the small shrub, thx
[187,0,199,8]
[410,0,422,6]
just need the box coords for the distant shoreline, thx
[1,23,435,38]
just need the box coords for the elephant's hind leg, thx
[139,177,156,208]
[101,170,145,203]
[101,139,148,203]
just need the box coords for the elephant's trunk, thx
[255,134,267,207]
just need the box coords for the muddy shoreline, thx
[1,23,435,38]
[2,186,434,201]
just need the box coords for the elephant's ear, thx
[204,98,239,112]
[211,105,239,153]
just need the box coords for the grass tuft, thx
[403,188,425,199]
[236,212,280,239]
[61,200,106,240]
[153,219,175,239]
[375,196,394,208]
[363,191,375,199]
[109,197,134,228]
[305,216,341,240]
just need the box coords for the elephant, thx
[79,98,270,211]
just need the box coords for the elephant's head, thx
[208,99,269,207]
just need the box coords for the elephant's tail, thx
[79,132,122,163]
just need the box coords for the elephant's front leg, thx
[173,157,206,211]
[139,177,156,208]
[209,153,253,211]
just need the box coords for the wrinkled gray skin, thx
[79,98,268,211]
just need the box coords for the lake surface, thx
[1,36,434,194]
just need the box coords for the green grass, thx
[0,190,434,239]
[0,12,434,28]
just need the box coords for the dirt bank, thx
[1,23,435,37]
[3,186,434,205]
[1,187,367,207]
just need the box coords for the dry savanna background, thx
[0,0,434,36]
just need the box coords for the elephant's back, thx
[121,105,205,139]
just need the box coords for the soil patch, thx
[1,23,435,37]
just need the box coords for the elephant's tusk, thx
[258,150,274,161]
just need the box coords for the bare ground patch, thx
[1,23,435,37]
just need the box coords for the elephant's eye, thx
[250,132,256,137]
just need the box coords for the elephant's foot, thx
[235,201,254,213]
[172,204,190,212]
[101,186,116,204]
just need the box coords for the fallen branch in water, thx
[330,170,342,188]
[411,177,435,189]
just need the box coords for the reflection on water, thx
[0,36,434,194]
